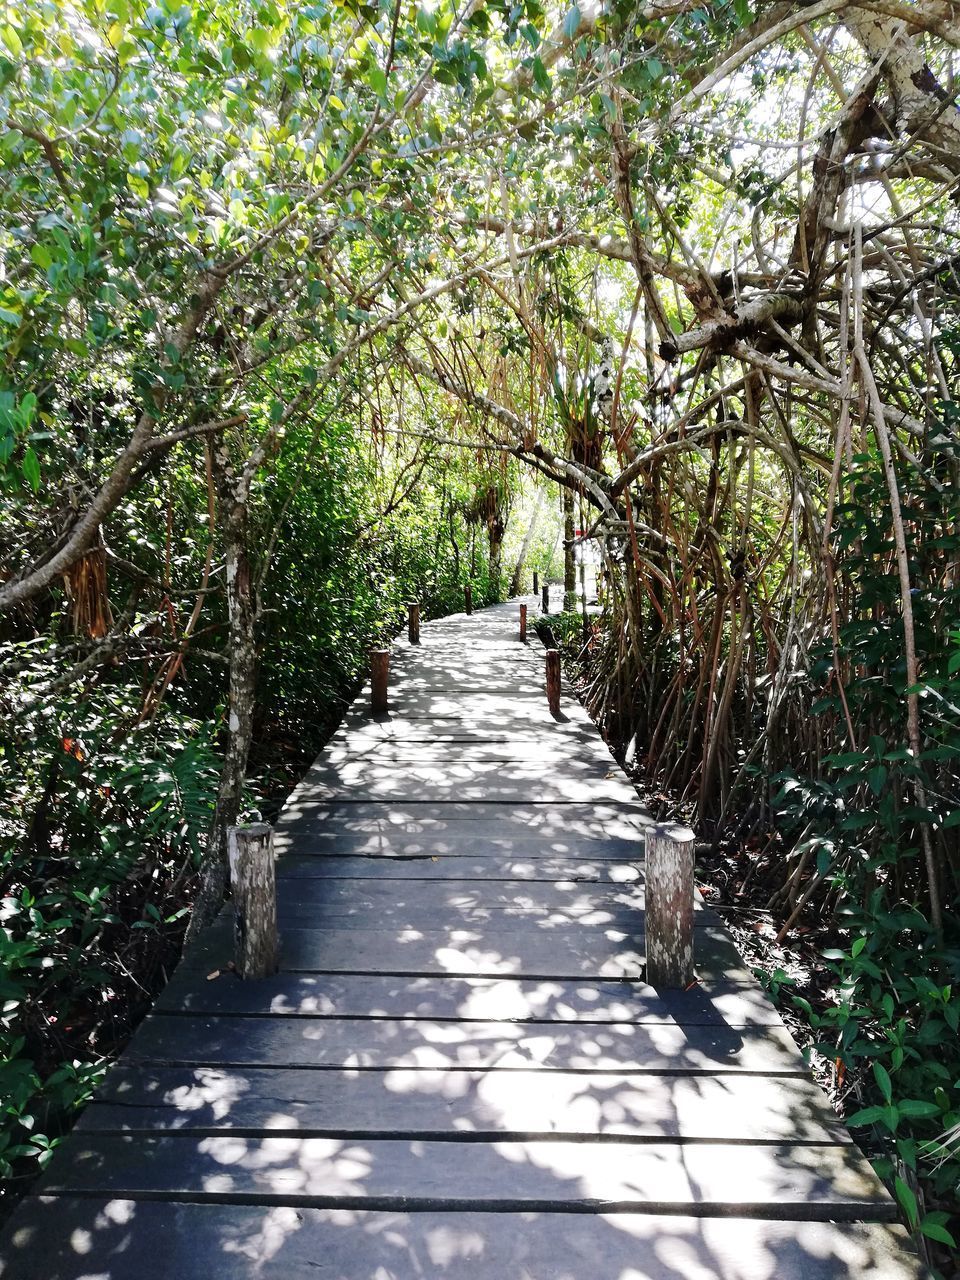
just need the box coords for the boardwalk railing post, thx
[407,601,420,645]
[533,570,539,595]
[541,583,549,613]
[465,583,473,615]
[646,822,696,987]
[370,648,389,713]
[227,823,278,979]
[545,648,561,716]
[519,602,527,642]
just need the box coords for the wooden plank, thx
[181,922,757,988]
[277,878,662,913]
[79,1065,847,1143]
[183,922,743,980]
[278,801,651,828]
[291,760,640,805]
[272,889,721,930]
[270,901,720,931]
[155,970,781,1025]
[274,805,652,855]
[291,777,639,806]
[125,1014,807,1074]
[343,691,590,718]
[276,854,644,880]
[269,878,716,920]
[330,727,604,747]
[376,679,554,696]
[323,740,618,764]
[0,1201,923,1280]
[274,829,646,860]
[35,1135,895,1217]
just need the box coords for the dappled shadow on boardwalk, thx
[2,1190,923,1280]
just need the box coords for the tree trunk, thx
[563,488,576,610]
[486,504,506,603]
[185,441,258,941]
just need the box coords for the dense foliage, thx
[1,0,958,1265]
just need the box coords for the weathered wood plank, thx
[79,1065,847,1142]
[331,718,603,743]
[272,887,721,930]
[274,803,652,857]
[179,915,758,988]
[269,877,715,920]
[35,1135,895,1218]
[291,760,640,805]
[124,1013,808,1075]
[279,801,652,828]
[273,855,642,875]
[324,740,617,764]
[0,1201,924,1280]
[275,878,660,913]
[126,1013,806,1073]
[343,691,590,720]
[154,969,780,1024]
[274,829,646,860]
[183,922,742,980]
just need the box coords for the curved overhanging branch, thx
[659,293,807,362]
[845,4,960,174]
[402,352,620,522]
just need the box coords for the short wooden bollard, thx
[465,583,473,615]
[370,648,389,713]
[545,648,561,715]
[227,824,278,979]
[407,601,420,645]
[519,602,527,641]
[541,583,550,613]
[645,822,696,987]
[533,570,539,595]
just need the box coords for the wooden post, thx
[519,602,527,642]
[370,648,389,713]
[533,570,539,595]
[227,824,278,979]
[464,583,473,615]
[407,601,420,645]
[546,648,561,716]
[541,583,549,613]
[645,822,696,988]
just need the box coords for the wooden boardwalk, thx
[0,599,927,1278]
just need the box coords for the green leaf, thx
[1,24,23,56]
[894,1176,918,1228]
[563,6,581,39]
[846,1105,886,1127]
[920,1218,956,1247]
[896,1099,940,1119]
[873,1061,893,1103]
[368,66,388,99]
[21,448,40,492]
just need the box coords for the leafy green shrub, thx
[0,670,219,1183]
[768,453,960,1259]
